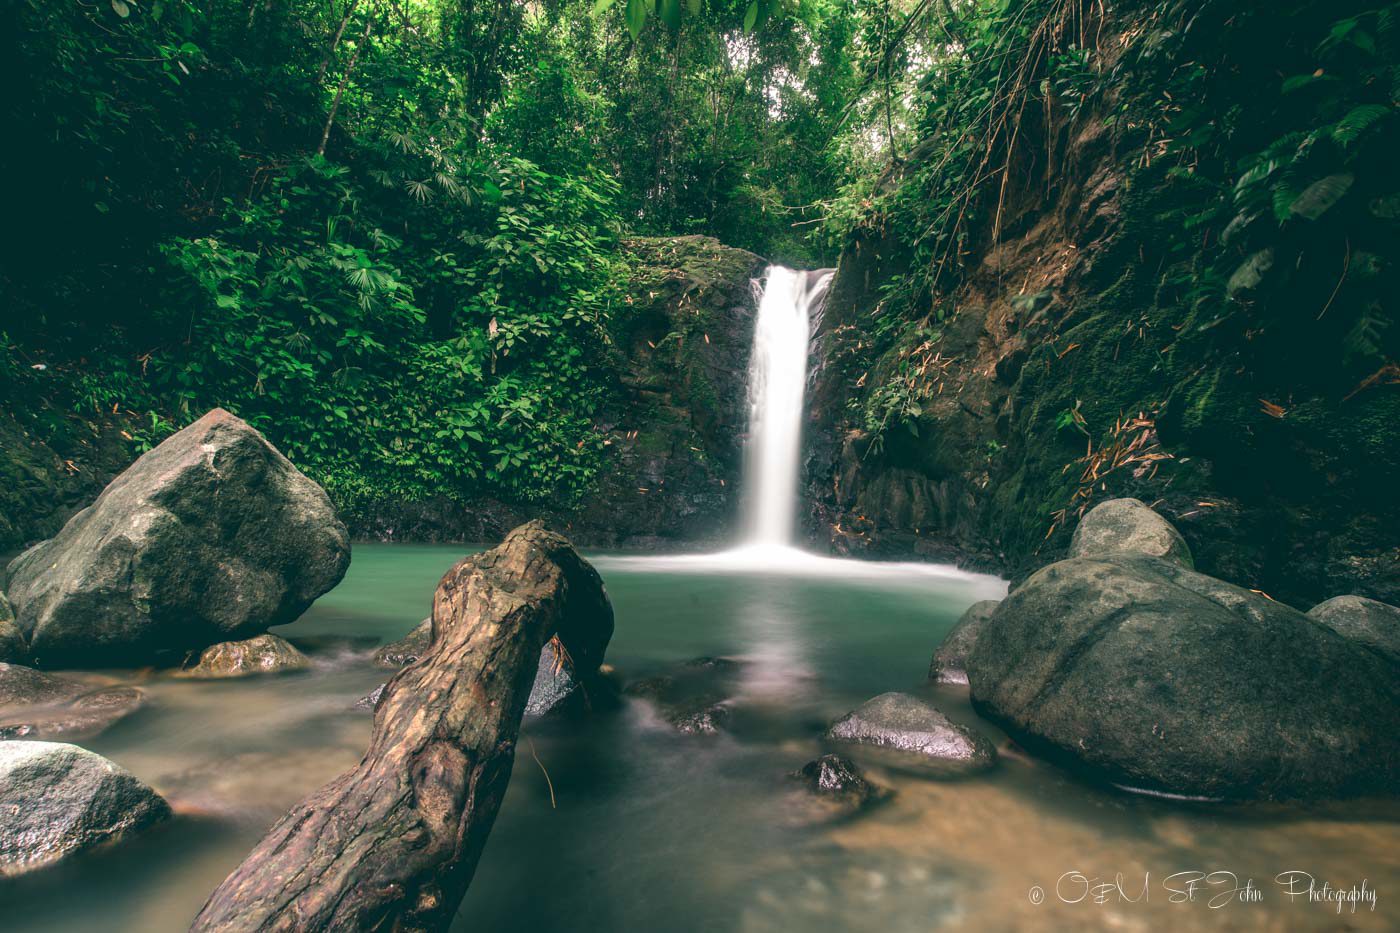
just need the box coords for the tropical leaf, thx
[1332,104,1391,146]
[1289,174,1354,221]
[625,0,648,38]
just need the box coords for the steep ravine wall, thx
[803,98,1399,608]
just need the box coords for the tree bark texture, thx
[190,520,614,932]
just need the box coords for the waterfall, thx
[741,266,833,547]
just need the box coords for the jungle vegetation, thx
[3,0,1395,513]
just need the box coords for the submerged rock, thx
[373,618,431,668]
[967,553,1400,799]
[928,600,999,685]
[0,740,170,877]
[178,633,310,679]
[0,592,25,664]
[5,408,350,668]
[1068,497,1193,568]
[1307,595,1400,661]
[0,663,144,741]
[825,692,996,776]
[624,656,745,735]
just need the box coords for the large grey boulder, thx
[1308,595,1400,661]
[0,741,170,877]
[178,633,310,679]
[0,663,144,741]
[967,554,1400,799]
[825,692,996,776]
[5,409,350,668]
[1069,497,1193,568]
[0,592,25,663]
[928,600,999,685]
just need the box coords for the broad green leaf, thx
[686,0,701,14]
[660,0,681,29]
[743,0,760,31]
[1289,174,1354,221]
[592,0,617,12]
[626,0,648,38]
[111,0,130,16]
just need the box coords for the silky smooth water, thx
[742,266,830,546]
[6,543,1398,932]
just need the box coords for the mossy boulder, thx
[968,554,1400,799]
[5,408,350,668]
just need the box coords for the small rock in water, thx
[355,683,386,711]
[0,740,170,878]
[791,754,890,816]
[928,600,999,685]
[825,692,996,776]
[178,633,310,679]
[670,703,730,735]
[373,619,432,669]
[1307,595,1400,661]
[0,663,145,741]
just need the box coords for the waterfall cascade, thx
[596,264,1003,598]
[741,266,833,548]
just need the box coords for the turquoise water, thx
[6,543,1398,931]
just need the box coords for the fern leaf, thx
[1332,104,1391,146]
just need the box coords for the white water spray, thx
[742,266,831,546]
[593,264,1004,601]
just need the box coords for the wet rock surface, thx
[968,552,1400,799]
[0,663,144,741]
[5,408,350,668]
[928,600,999,685]
[825,692,997,776]
[1307,595,1400,661]
[178,633,310,679]
[0,740,170,877]
[785,754,890,825]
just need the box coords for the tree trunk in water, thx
[189,521,614,932]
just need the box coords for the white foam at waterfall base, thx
[594,264,1007,602]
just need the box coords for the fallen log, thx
[190,521,613,932]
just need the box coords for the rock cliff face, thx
[343,236,766,548]
[804,65,1399,607]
